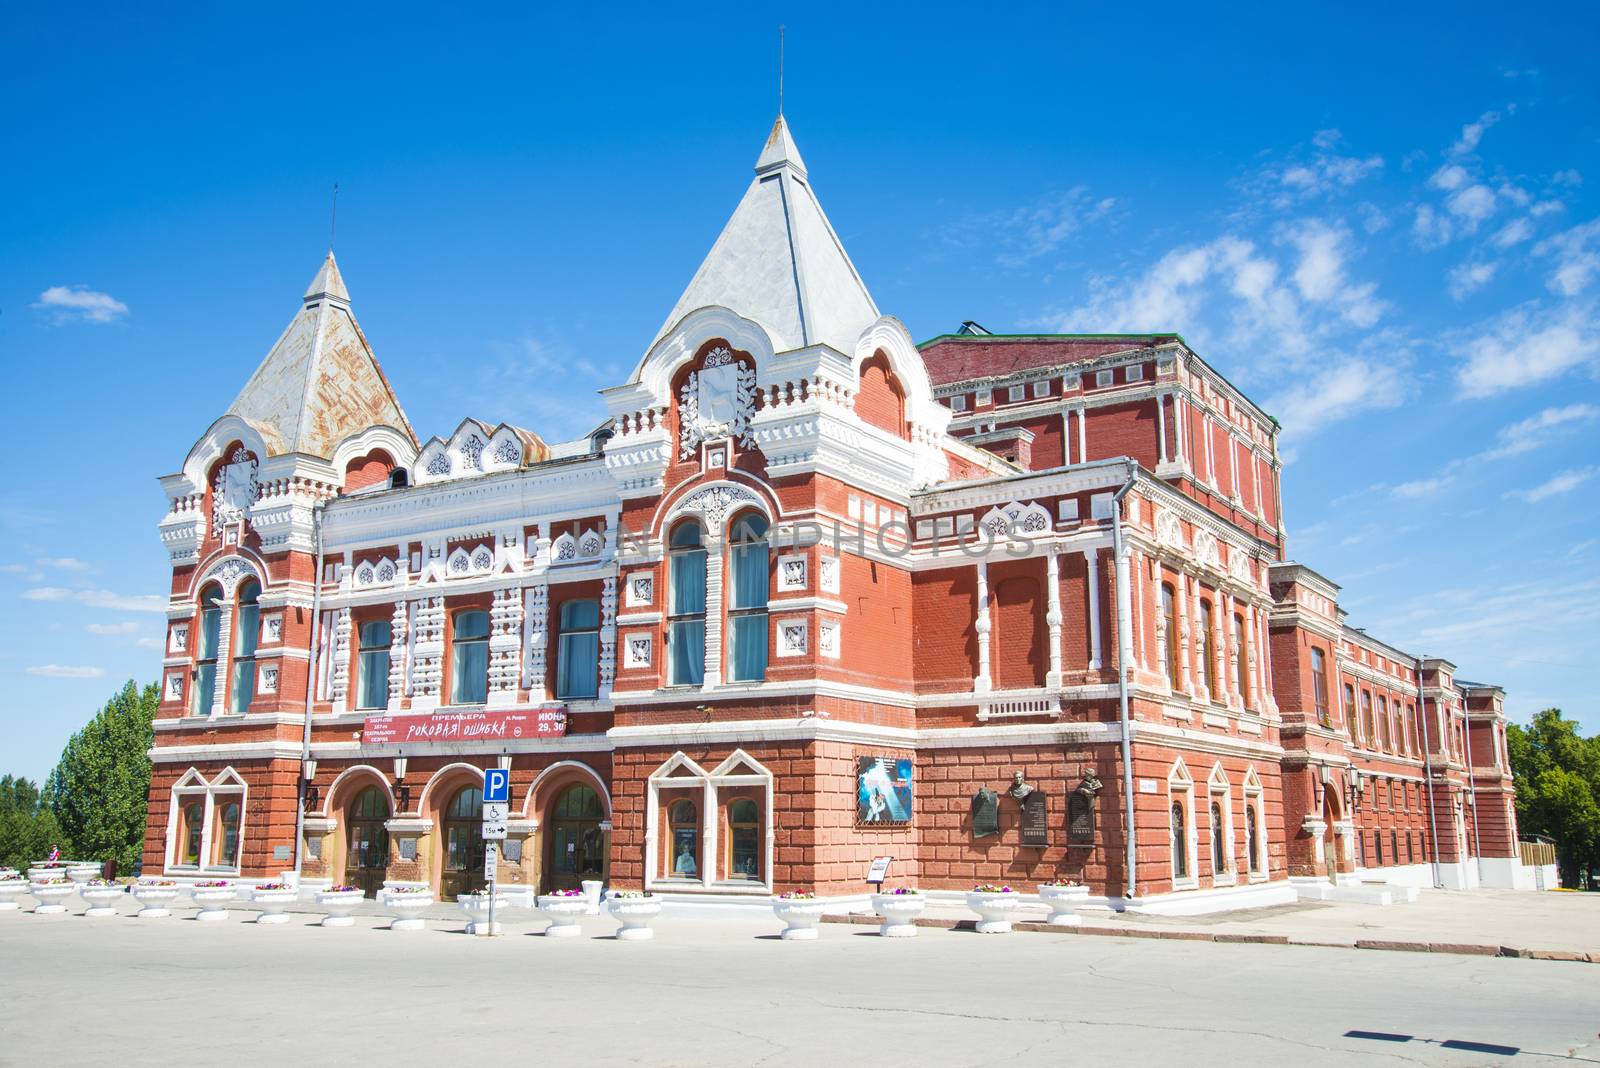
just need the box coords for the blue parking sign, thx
[483,767,510,804]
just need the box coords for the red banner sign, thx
[361,707,567,746]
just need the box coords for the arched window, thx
[668,798,699,878]
[727,798,760,881]
[1233,613,1249,704]
[1210,801,1227,873]
[192,585,223,716]
[450,609,490,705]
[556,600,601,699]
[1378,697,1391,751]
[727,514,769,683]
[1199,599,1216,699]
[211,801,241,868]
[1246,804,1261,873]
[1311,647,1330,723]
[1161,584,1179,688]
[181,800,204,865]
[1343,684,1356,734]
[668,523,707,686]
[1170,801,1188,880]
[357,620,392,710]
[1361,691,1375,747]
[229,579,260,714]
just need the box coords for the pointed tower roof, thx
[647,115,879,357]
[224,252,417,459]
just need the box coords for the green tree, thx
[43,680,158,874]
[1507,709,1600,889]
[0,776,64,870]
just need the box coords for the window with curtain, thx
[1232,613,1249,704]
[192,585,223,716]
[1161,584,1178,687]
[357,620,391,710]
[556,599,600,699]
[668,798,699,877]
[1246,804,1260,873]
[1311,647,1329,723]
[450,609,490,705]
[211,799,242,868]
[1210,800,1227,873]
[180,800,204,865]
[229,580,260,714]
[668,523,706,686]
[1343,684,1356,734]
[1361,690,1374,747]
[1378,697,1391,750]
[727,513,768,683]
[1170,800,1188,880]
[726,798,760,880]
[1199,599,1216,698]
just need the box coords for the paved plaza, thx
[2,895,1596,1066]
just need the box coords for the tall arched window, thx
[727,798,760,881]
[1199,599,1216,698]
[1378,697,1391,751]
[668,523,707,686]
[556,599,601,699]
[357,620,391,710]
[727,514,769,683]
[1210,801,1227,873]
[229,580,260,714]
[192,585,223,716]
[450,610,490,705]
[668,798,699,878]
[1170,801,1188,880]
[1361,691,1375,748]
[1311,647,1330,723]
[1232,613,1249,704]
[1246,804,1261,873]
[1161,584,1179,688]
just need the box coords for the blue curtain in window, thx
[729,615,767,682]
[193,664,215,716]
[359,649,390,709]
[671,550,706,615]
[670,621,705,686]
[730,542,767,610]
[198,605,221,659]
[451,610,490,705]
[557,632,599,698]
[669,543,706,686]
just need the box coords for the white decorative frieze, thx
[624,632,652,668]
[487,587,523,705]
[776,617,808,658]
[1155,508,1184,549]
[678,346,757,459]
[387,600,408,708]
[978,501,1052,539]
[522,583,549,699]
[626,573,654,607]
[212,446,259,530]
[1193,530,1221,570]
[329,608,352,709]
[777,554,808,593]
[599,576,618,696]
[673,483,762,529]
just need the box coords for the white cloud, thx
[85,621,140,635]
[1392,475,1454,498]
[26,664,106,679]
[1450,110,1503,156]
[1430,164,1470,192]
[32,285,128,324]
[1534,218,1600,296]
[1412,204,1453,249]
[1479,403,1600,460]
[22,586,166,613]
[940,188,1117,268]
[1270,130,1383,204]
[1553,169,1582,187]
[1491,218,1534,249]
[1448,261,1497,300]
[1266,357,1407,441]
[1455,301,1600,397]
[1504,467,1598,503]
[1446,184,1497,226]
[36,557,89,572]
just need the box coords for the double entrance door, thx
[545,784,605,892]
[344,786,390,898]
[442,784,487,901]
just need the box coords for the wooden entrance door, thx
[344,785,391,897]
[441,784,486,901]
[545,784,605,892]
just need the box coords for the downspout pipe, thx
[293,500,326,884]
[1111,466,1138,901]
[1417,657,1443,889]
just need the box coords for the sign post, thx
[481,769,510,936]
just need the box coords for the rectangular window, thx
[210,795,243,868]
[1095,369,1114,387]
[1032,380,1050,398]
[555,600,600,699]
[727,517,769,682]
[668,533,707,687]
[1007,384,1025,402]
[949,394,967,412]
[975,388,992,406]
[192,592,222,716]
[1311,648,1329,724]
[357,620,392,710]
[229,583,260,714]
[1126,364,1144,382]
[450,609,490,705]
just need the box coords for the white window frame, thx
[1168,759,1197,891]
[164,766,249,876]
[1007,384,1025,403]
[949,394,967,412]
[1032,379,1050,398]
[1207,764,1236,885]
[1126,364,1144,382]
[1243,767,1267,881]
[975,388,992,406]
[1095,369,1114,388]
[644,750,774,893]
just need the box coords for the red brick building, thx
[142,117,1533,911]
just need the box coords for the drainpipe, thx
[293,500,327,883]
[1110,466,1138,900]
[1417,657,1442,889]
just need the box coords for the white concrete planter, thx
[65,863,102,884]
[965,891,1022,934]
[606,895,661,940]
[132,884,180,918]
[251,886,298,924]
[459,892,508,936]
[191,886,238,922]
[26,866,68,884]
[79,884,125,917]
[581,879,604,915]
[316,889,365,927]
[538,895,589,937]
[772,898,826,940]
[29,880,76,914]
[0,878,28,911]
[870,893,926,937]
[1037,884,1089,926]
[381,891,434,931]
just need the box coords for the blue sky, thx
[3,3,1597,781]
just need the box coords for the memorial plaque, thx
[398,838,418,861]
[1020,791,1048,848]
[971,787,1000,839]
[1068,792,1095,846]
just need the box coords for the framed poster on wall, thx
[856,756,913,825]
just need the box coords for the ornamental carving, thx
[461,434,486,471]
[675,483,762,530]
[212,447,259,529]
[979,501,1052,539]
[1193,530,1221,570]
[492,437,520,466]
[202,556,259,595]
[678,347,757,459]
[1155,508,1184,549]
[425,452,452,477]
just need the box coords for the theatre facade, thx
[142,117,1533,910]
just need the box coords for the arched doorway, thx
[1322,789,1341,882]
[344,785,390,897]
[441,784,486,900]
[545,783,606,892]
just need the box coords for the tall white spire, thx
[647,116,878,357]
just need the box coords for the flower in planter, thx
[33,877,71,886]
[140,879,178,887]
[1040,877,1080,887]
[610,890,652,899]
[545,888,584,898]
[385,886,430,894]
[324,885,360,893]
[254,882,289,891]
[776,891,816,900]
[971,884,1015,893]
[882,886,920,895]
[194,880,231,888]
[83,878,119,888]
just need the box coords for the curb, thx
[820,914,1595,963]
